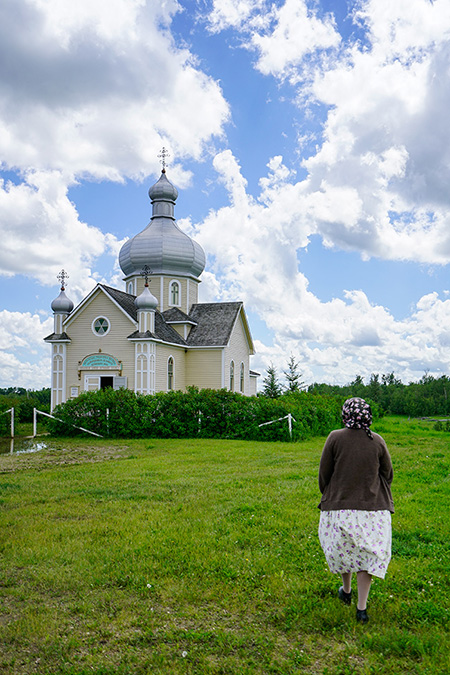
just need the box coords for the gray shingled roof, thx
[100,284,138,321]
[127,313,186,345]
[187,302,242,347]
[60,285,241,349]
[43,332,71,342]
[162,307,197,325]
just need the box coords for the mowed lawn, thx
[0,417,449,674]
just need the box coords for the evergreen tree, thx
[262,363,283,398]
[284,355,305,393]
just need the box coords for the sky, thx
[1,0,450,391]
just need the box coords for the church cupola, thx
[51,270,74,334]
[118,150,206,297]
[135,266,158,333]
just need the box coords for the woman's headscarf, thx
[342,397,373,438]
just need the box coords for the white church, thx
[45,164,257,411]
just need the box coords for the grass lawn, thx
[0,416,449,674]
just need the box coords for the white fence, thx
[3,406,296,440]
[1,407,103,439]
[258,412,296,438]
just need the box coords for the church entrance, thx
[84,375,119,392]
[100,376,114,389]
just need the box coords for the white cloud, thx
[205,0,450,265]
[0,310,53,388]
[193,149,450,385]
[250,0,340,78]
[0,0,229,178]
[206,0,266,32]
[0,0,230,285]
[0,172,114,298]
[206,0,340,79]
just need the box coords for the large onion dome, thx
[51,288,74,314]
[119,170,205,279]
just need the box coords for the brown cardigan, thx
[318,428,394,512]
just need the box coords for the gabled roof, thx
[128,313,187,345]
[64,283,138,327]
[162,307,197,325]
[187,302,254,352]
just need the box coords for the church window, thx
[168,357,174,390]
[92,316,110,336]
[229,361,234,391]
[53,354,64,404]
[240,363,245,392]
[136,354,148,394]
[169,281,180,306]
[127,281,134,295]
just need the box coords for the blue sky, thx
[1,0,450,389]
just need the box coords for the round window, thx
[92,317,110,336]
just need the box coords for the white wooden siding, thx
[64,291,136,400]
[185,349,223,390]
[224,311,251,395]
[154,344,186,391]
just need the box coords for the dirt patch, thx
[0,443,133,473]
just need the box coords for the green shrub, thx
[0,403,12,435]
[47,388,342,441]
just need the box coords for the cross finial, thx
[57,269,69,290]
[140,265,153,287]
[158,146,169,173]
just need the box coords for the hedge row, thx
[48,387,343,442]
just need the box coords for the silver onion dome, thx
[119,170,205,279]
[51,289,74,314]
[135,285,158,311]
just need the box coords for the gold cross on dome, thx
[57,269,69,290]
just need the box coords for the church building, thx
[45,165,257,411]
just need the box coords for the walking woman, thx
[318,398,394,623]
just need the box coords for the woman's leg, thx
[341,572,352,594]
[356,571,372,610]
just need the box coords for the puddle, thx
[0,437,48,455]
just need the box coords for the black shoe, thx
[356,609,369,624]
[338,586,352,605]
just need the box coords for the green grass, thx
[0,417,449,674]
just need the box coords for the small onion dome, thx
[148,170,178,203]
[135,285,158,311]
[51,289,74,314]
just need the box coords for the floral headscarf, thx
[342,397,373,438]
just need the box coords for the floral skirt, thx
[318,509,392,579]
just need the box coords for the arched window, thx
[168,357,174,390]
[240,362,245,393]
[127,281,134,295]
[170,281,180,306]
[53,354,63,402]
[229,361,234,391]
[136,354,148,394]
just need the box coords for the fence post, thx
[10,407,14,438]
[106,408,110,437]
[288,412,292,438]
[33,407,37,438]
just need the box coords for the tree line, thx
[261,359,450,418]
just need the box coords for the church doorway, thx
[84,375,118,392]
